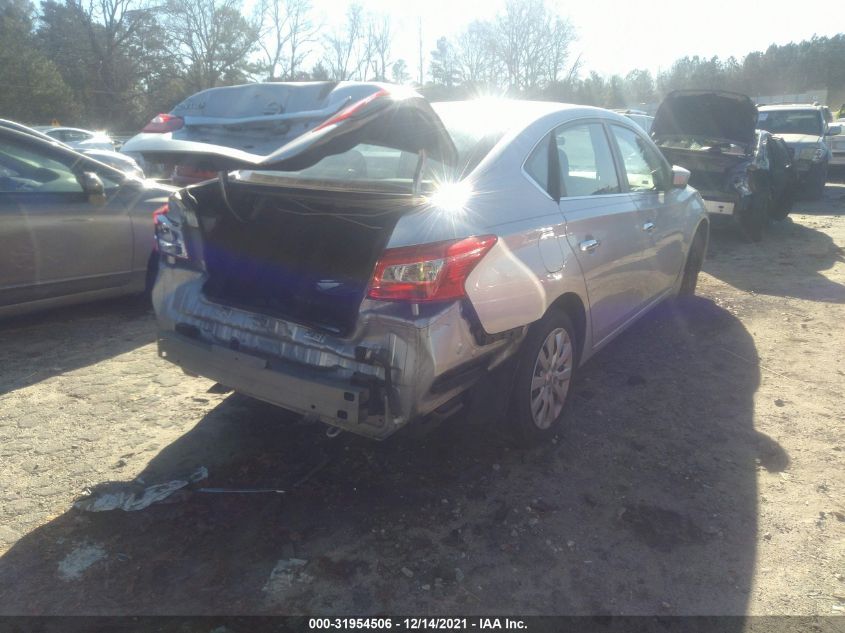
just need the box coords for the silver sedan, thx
[143,83,709,444]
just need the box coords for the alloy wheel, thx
[530,327,573,429]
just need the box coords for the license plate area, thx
[703,199,735,215]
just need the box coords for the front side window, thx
[610,125,667,192]
[554,122,620,197]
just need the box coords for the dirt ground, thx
[0,184,843,618]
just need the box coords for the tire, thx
[678,227,707,297]
[806,163,828,200]
[738,189,770,242]
[507,309,577,446]
[768,187,795,221]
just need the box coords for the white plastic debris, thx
[263,558,311,593]
[57,544,106,580]
[74,467,208,512]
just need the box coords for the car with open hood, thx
[756,104,841,198]
[652,90,798,241]
[145,82,709,444]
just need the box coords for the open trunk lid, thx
[652,90,758,146]
[128,81,457,172]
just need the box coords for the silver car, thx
[141,83,709,443]
[0,124,171,317]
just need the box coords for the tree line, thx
[2,0,844,133]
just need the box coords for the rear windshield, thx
[757,110,823,136]
[240,102,512,189]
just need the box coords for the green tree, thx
[0,0,79,124]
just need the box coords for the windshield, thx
[757,110,823,136]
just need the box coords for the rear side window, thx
[554,123,620,197]
[610,125,667,192]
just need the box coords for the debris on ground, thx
[263,558,311,593]
[73,467,208,512]
[57,543,106,581]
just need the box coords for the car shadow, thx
[704,209,845,304]
[0,298,773,618]
[0,295,155,395]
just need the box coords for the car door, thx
[608,123,687,301]
[0,131,134,306]
[550,120,654,345]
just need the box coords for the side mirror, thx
[80,171,106,206]
[671,165,690,188]
[825,125,841,136]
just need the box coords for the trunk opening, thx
[191,180,421,335]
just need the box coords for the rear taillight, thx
[142,113,184,133]
[153,202,189,259]
[312,89,390,132]
[367,235,497,302]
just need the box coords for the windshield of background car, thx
[757,110,823,136]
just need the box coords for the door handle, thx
[579,238,600,252]
[642,222,655,232]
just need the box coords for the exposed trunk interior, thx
[657,146,749,196]
[189,180,421,335]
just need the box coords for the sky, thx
[307,0,842,80]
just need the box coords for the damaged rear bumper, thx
[158,330,370,428]
[153,269,520,439]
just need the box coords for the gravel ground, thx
[0,184,843,617]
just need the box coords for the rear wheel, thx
[768,186,795,221]
[507,310,577,446]
[738,188,770,242]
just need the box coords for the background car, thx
[756,104,841,199]
[827,118,845,173]
[35,126,116,152]
[2,120,144,178]
[146,83,709,445]
[0,125,172,317]
[614,108,654,133]
[652,90,797,241]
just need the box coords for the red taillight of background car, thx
[367,235,497,302]
[312,89,390,132]
[142,113,184,133]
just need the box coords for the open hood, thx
[652,90,758,146]
[123,82,458,171]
